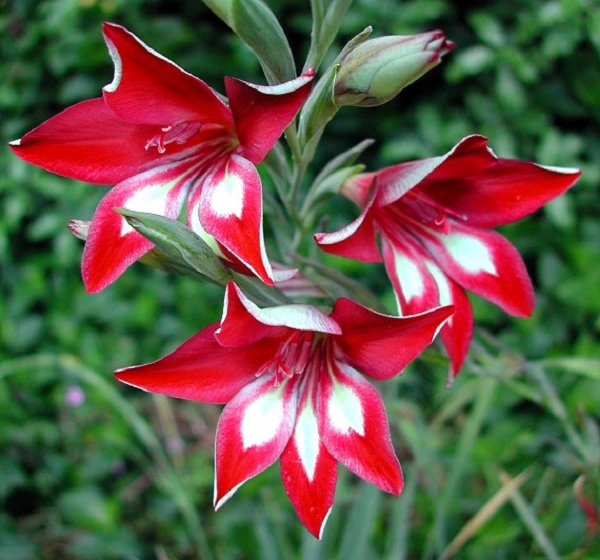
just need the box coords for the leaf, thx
[305,0,354,72]
[298,63,339,146]
[313,139,375,186]
[539,358,600,381]
[203,0,296,85]
[115,209,232,286]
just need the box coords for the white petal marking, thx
[240,387,285,450]
[327,372,364,436]
[394,252,424,303]
[294,404,320,481]
[210,172,244,219]
[442,233,497,275]
[120,178,181,236]
[425,260,452,306]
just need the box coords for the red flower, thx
[316,135,580,378]
[9,23,314,292]
[115,282,453,538]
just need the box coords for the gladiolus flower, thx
[9,23,314,292]
[316,135,580,378]
[115,282,453,538]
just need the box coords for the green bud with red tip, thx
[334,30,454,107]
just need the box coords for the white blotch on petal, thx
[425,261,452,307]
[443,233,497,275]
[327,377,364,436]
[240,389,284,450]
[210,172,244,219]
[394,252,424,303]
[294,404,320,481]
[120,181,177,236]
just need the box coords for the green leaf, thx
[313,138,374,186]
[115,209,232,286]
[540,358,600,381]
[299,27,373,148]
[305,0,354,72]
[298,63,339,146]
[203,0,296,85]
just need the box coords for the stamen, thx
[394,189,455,234]
[145,122,202,154]
[256,332,316,386]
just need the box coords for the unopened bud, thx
[334,30,454,107]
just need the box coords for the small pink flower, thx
[10,23,314,292]
[115,282,453,538]
[65,385,85,407]
[316,135,580,378]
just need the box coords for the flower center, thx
[145,121,202,154]
[256,331,316,386]
[400,190,449,232]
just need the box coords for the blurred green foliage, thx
[2,0,600,558]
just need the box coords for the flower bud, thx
[334,30,454,107]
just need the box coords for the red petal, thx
[9,98,162,184]
[315,191,382,263]
[216,283,341,348]
[340,172,376,208]
[102,23,232,127]
[226,70,314,164]
[214,375,298,509]
[439,278,473,380]
[319,360,403,494]
[82,159,201,292]
[418,219,534,317]
[331,297,453,381]
[115,325,273,404]
[419,135,581,228]
[193,154,274,285]
[280,376,337,539]
[381,235,473,378]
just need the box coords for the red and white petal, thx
[215,282,341,348]
[381,233,440,314]
[434,269,473,380]
[214,375,298,509]
[315,191,382,263]
[9,98,162,184]
[192,154,274,285]
[381,235,473,377]
[280,376,337,539]
[115,325,274,404]
[102,23,232,127]
[419,219,534,317]
[82,159,201,292]
[376,156,447,206]
[418,135,581,228]
[340,172,376,208]
[318,361,403,495]
[331,297,453,381]
[225,70,314,164]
